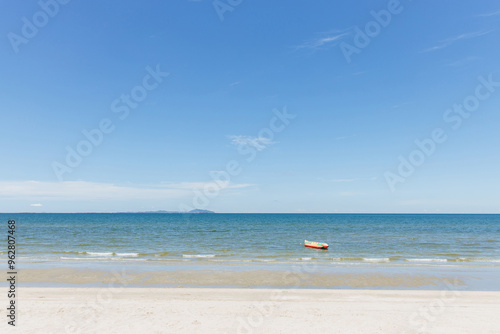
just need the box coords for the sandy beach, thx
[1,288,499,333]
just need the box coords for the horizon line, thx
[2,212,500,215]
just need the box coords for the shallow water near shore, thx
[5,213,500,264]
[3,262,498,290]
[2,213,499,290]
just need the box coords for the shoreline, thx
[3,262,500,291]
[1,288,499,333]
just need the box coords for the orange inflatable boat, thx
[304,240,328,249]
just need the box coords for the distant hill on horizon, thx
[140,209,215,214]
[10,209,216,214]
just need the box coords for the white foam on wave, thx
[406,258,447,262]
[87,252,113,256]
[182,254,216,258]
[66,252,139,257]
[300,257,312,261]
[243,259,277,262]
[61,256,144,261]
[474,258,500,263]
[363,258,390,263]
[115,253,139,257]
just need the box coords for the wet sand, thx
[6,267,456,288]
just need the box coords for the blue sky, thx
[1,0,499,213]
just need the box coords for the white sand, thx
[1,288,499,333]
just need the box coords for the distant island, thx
[187,209,215,214]
[140,209,215,214]
[15,209,216,214]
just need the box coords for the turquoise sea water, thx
[3,213,500,267]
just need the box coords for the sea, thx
[3,213,499,266]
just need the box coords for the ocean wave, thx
[405,258,447,262]
[145,258,181,262]
[447,258,470,262]
[330,257,390,262]
[473,258,500,263]
[60,256,145,262]
[44,251,88,255]
[242,259,277,262]
[115,253,139,257]
[154,252,176,257]
[331,257,362,262]
[182,254,216,258]
[405,258,500,264]
[60,257,94,260]
[82,252,140,257]
[87,252,114,256]
[363,258,390,263]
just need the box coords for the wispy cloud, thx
[228,135,275,151]
[320,177,377,183]
[331,179,357,183]
[160,181,251,190]
[295,30,350,50]
[0,181,252,201]
[445,56,481,67]
[30,203,43,207]
[476,10,500,17]
[420,30,493,53]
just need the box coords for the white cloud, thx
[420,30,493,53]
[0,180,252,201]
[445,56,481,67]
[295,30,350,50]
[30,203,43,207]
[330,178,356,183]
[325,177,377,183]
[228,135,275,151]
[476,10,500,17]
